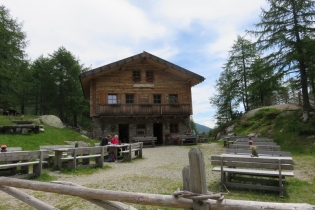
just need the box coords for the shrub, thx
[254,108,280,120]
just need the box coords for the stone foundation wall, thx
[92,116,190,144]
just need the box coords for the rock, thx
[34,115,65,128]
[226,124,235,133]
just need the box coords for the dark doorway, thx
[119,124,129,143]
[153,123,163,145]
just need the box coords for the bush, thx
[254,108,280,120]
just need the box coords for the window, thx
[146,71,154,82]
[153,94,161,104]
[136,124,146,135]
[169,94,178,104]
[108,94,117,104]
[126,94,134,104]
[133,71,141,81]
[170,123,178,133]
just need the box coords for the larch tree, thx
[226,35,258,112]
[0,5,28,110]
[248,0,315,122]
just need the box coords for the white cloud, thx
[1,0,267,127]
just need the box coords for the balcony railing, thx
[97,104,191,116]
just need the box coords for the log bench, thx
[0,150,49,178]
[175,135,197,146]
[40,145,75,167]
[235,138,274,142]
[197,135,208,143]
[120,142,143,162]
[3,147,22,152]
[60,147,106,170]
[229,144,281,151]
[132,136,156,147]
[233,141,278,145]
[225,149,292,157]
[211,154,294,197]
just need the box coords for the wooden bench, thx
[132,137,156,147]
[229,144,281,151]
[211,154,294,197]
[175,135,197,146]
[233,141,278,145]
[60,147,105,170]
[222,137,235,147]
[197,135,208,143]
[0,150,49,178]
[225,149,292,157]
[235,138,274,142]
[120,142,143,162]
[4,147,22,152]
[40,145,75,166]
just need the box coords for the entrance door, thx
[153,123,163,145]
[119,124,129,143]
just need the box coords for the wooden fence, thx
[0,148,314,210]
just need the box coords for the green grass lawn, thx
[0,115,98,150]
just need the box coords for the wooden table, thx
[211,154,294,197]
[53,148,71,169]
[107,144,129,160]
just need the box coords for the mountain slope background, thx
[195,123,211,133]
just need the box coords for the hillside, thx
[195,123,211,133]
[219,103,315,155]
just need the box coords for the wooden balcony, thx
[97,104,191,117]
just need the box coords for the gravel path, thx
[0,143,225,210]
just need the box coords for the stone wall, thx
[92,116,190,144]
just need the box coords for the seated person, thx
[185,130,192,135]
[191,130,196,136]
[101,135,110,146]
[111,135,119,145]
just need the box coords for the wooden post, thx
[188,148,209,210]
[100,146,104,167]
[73,148,77,171]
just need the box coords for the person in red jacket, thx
[111,135,119,145]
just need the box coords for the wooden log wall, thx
[90,60,192,117]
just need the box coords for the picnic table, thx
[211,154,294,197]
[53,148,72,169]
[172,135,197,146]
[107,144,130,160]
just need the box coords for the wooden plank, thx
[211,155,293,164]
[229,144,281,150]
[212,167,294,177]
[224,182,284,192]
[234,142,277,145]
[0,151,49,162]
[225,149,292,157]
[40,145,75,151]
[211,160,294,170]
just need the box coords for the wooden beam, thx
[0,186,57,210]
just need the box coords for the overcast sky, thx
[1,0,267,128]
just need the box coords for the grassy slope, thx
[0,115,98,150]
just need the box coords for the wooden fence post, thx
[187,148,209,210]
